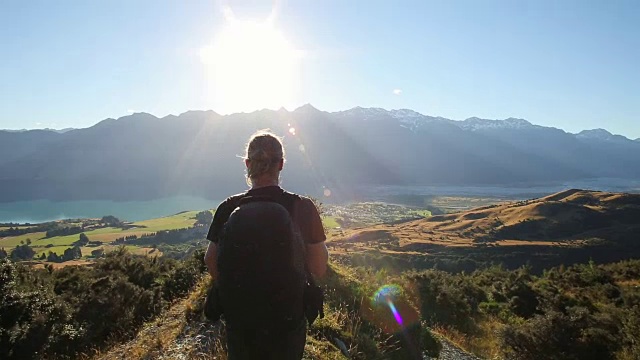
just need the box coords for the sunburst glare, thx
[200,5,300,114]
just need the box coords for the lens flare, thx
[372,284,404,327]
[387,298,404,326]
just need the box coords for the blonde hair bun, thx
[244,129,285,185]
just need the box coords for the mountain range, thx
[1,105,639,203]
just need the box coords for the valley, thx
[3,188,639,275]
[2,189,640,360]
[0,200,437,266]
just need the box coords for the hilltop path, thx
[427,336,482,360]
[95,278,481,360]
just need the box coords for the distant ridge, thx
[576,128,635,143]
[0,107,639,203]
[329,107,635,141]
[0,127,75,133]
[2,106,636,141]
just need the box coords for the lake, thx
[362,178,640,200]
[0,196,221,224]
[1,178,638,224]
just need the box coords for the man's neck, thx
[250,179,279,189]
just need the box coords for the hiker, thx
[204,129,329,360]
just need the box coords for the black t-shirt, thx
[206,186,326,245]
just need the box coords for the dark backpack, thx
[216,192,307,331]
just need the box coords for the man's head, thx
[244,129,285,186]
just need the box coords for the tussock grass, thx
[96,261,442,360]
[94,276,209,360]
[432,319,504,360]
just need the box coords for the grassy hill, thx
[329,190,640,272]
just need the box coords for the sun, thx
[200,14,299,114]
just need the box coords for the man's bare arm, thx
[306,241,329,278]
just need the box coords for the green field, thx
[0,232,47,248]
[409,209,432,218]
[34,246,75,258]
[131,211,201,232]
[0,211,205,256]
[322,216,341,229]
[1,205,429,257]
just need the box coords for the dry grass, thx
[93,275,349,360]
[431,318,506,360]
[431,325,474,353]
[29,260,93,269]
[465,319,506,360]
[94,277,210,360]
[304,336,348,360]
[312,303,364,357]
[616,279,640,288]
[328,190,640,255]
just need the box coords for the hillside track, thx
[427,336,482,360]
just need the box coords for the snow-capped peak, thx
[392,109,448,131]
[332,107,448,132]
[576,129,635,143]
[459,117,533,131]
[388,109,424,119]
[334,107,387,119]
[576,129,614,141]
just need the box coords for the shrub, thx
[411,270,485,332]
[499,307,619,360]
[0,249,206,359]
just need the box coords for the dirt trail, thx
[426,335,482,360]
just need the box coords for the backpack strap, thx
[278,191,321,289]
[279,190,302,216]
[236,192,300,216]
[237,195,280,207]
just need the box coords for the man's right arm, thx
[204,199,231,279]
[299,197,329,278]
[306,241,328,278]
[204,242,218,279]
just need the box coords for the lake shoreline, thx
[2,178,639,224]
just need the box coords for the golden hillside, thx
[330,189,640,253]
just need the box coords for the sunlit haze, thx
[0,0,639,138]
[199,5,300,113]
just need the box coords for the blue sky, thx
[1,0,638,138]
